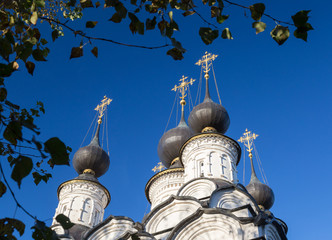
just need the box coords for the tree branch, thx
[223,0,295,26]
[190,6,218,29]
[0,161,36,220]
[40,17,170,50]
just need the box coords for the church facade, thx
[51,53,288,240]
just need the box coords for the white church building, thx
[51,53,288,240]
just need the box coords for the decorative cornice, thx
[179,132,241,165]
[57,179,111,207]
[83,169,95,175]
[201,126,216,133]
[145,168,184,203]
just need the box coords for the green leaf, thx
[199,27,219,45]
[171,38,186,53]
[40,38,48,45]
[86,21,98,28]
[292,10,311,28]
[270,25,290,45]
[211,6,221,18]
[221,27,233,39]
[30,11,38,25]
[32,172,52,185]
[217,15,228,24]
[11,156,33,188]
[0,64,13,78]
[0,181,6,197]
[115,2,127,18]
[70,47,83,59]
[25,61,35,76]
[128,13,144,35]
[252,21,266,34]
[0,218,25,238]
[3,121,22,145]
[0,88,7,101]
[146,17,157,30]
[0,38,12,61]
[294,29,308,41]
[80,0,94,8]
[32,220,59,239]
[44,137,70,166]
[249,3,265,21]
[34,0,46,8]
[167,48,184,60]
[182,11,195,17]
[109,12,122,23]
[52,30,59,42]
[91,47,98,58]
[169,11,173,22]
[32,49,47,61]
[25,37,38,45]
[55,214,74,230]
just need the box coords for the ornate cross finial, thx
[195,51,218,80]
[171,75,195,106]
[238,129,259,159]
[95,96,112,124]
[152,162,166,173]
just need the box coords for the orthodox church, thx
[50,52,288,240]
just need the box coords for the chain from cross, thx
[238,129,259,155]
[171,75,195,101]
[95,96,112,124]
[195,51,218,74]
[152,162,166,173]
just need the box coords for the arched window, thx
[93,210,100,226]
[199,161,204,177]
[221,154,227,176]
[62,205,67,215]
[79,198,91,222]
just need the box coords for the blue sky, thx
[1,0,331,239]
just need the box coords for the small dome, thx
[157,116,193,168]
[72,126,110,178]
[188,97,230,134]
[246,175,275,210]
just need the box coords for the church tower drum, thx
[51,96,112,237]
[180,52,241,184]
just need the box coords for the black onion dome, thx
[246,174,275,210]
[188,97,230,134]
[158,113,193,168]
[72,125,110,178]
[188,77,230,134]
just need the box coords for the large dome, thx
[246,174,275,210]
[188,96,230,134]
[157,116,193,168]
[72,127,110,178]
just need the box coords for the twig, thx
[223,0,294,26]
[0,161,36,220]
[40,17,170,49]
[190,6,218,29]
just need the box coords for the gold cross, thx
[95,96,112,124]
[171,75,195,103]
[195,52,218,76]
[152,162,166,173]
[238,129,259,159]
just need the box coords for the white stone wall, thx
[147,170,184,209]
[177,178,217,200]
[181,134,239,184]
[52,180,109,230]
[145,198,202,239]
[170,212,244,240]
